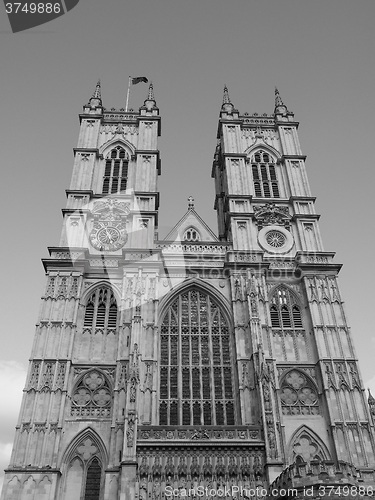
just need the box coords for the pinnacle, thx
[223,85,231,105]
[147,81,155,101]
[275,86,284,108]
[187,196,194,210]
[92,80,102,100]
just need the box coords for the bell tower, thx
[212,86,375,494]
[0,81,162,500]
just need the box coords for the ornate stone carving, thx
[348,362,361,389]
[29,362,41,390]
[139,455,149,477]
[118,363,128,390]
[56,277,68,298]
[45,277,56,298]
[254,203,291,230]
[89,198,130,252]
[126,413,135,448]
[147,278,156,301]
[143,363,153,392]
[136,426,260,441]
[69,277,79,298]
[233,277,243,301]
[40,362,55,391]
[335,362,349,387]
[77,438,98,460]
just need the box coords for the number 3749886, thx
[5,3,61,14]
[317,485,374,497]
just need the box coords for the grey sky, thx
[1,0,375,487]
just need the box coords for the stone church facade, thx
[2,82,375,499]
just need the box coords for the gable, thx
[163,209,218,242]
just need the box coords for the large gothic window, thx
[84,287,118,331]
[251,150,280,198]
[159,289,235,426]
[102,146,129,194]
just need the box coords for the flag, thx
[131,77,148,85]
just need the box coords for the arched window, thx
[84,287,118,331]
[280,370,319,416]
[71,369,112,418]
[84,458,101,500]
[270,287,303,329]
[102,146,129,194]
[62,435,104,500]
[269,286,307,362]
[183,227,201,242]
[251,150,280,198]
[159,289,236,426]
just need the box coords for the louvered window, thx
[270,287,303,330]
[102,146,129,195]
[159,289,236,425]
[251,150,280,198]
[83,288,118,332]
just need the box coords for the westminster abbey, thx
[2,82,375,499]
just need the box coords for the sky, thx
[1,0,375,490]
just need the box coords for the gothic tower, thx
[2,83,375,500]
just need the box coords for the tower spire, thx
[88,79,102,108]
[274,86,290,117]
[93,80,101,99]
[223,85,231,105]
[147,81,155,101]
[221,85,237,115]
[141,81,157,112]
[275,86,284,107]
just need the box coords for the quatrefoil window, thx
[71,370,112,418]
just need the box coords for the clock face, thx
[89,221,127,251]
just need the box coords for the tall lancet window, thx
[84,287,118,331]
[251,150,280,198]
[269,285,308,363]
[159,289,236,426]
[102,146,129,194]
[270,286,303,329]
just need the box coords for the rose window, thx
[266,230,286,248]
[71,370,112,418]
[280,370,319,416]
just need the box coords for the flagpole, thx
[125,76,131,112]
